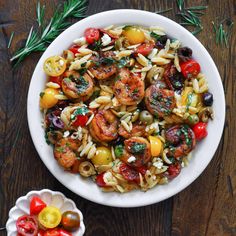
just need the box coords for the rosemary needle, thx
[155,8,173,14]
[7,31,14,49]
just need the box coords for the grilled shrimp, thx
[121,137,151,168]
[89,110,119,142]
[62,71,94,99]
[118,123,146,139]
[54,138,80,169]
[145,84,175,117]
[114,68,145,105]
[165,125,196,158]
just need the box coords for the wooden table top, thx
[0,0,235,235]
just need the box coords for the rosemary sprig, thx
[7,31,14,49]
[176,0,207,35]
[155,8,173,14]
[212,19,234,48]
[10,0,88,65]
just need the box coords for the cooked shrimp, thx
[61,71,94,99]
[118,123,146,139]
[121,137,151,168]
[114,68,145,105]
[54,138,80,169]
[165,125,196,158]
[145,84,175,117]
[89,110,119,142]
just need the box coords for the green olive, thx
[139,110,154,125]
[187,114,199,125]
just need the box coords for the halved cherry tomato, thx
[43,228,72,236]
[43,56,66,77]
[68,45,80,55]
[168,163,181,179]
[149,136,163,157]
[16,215,38,236]
[180,59,201,78]
[192,122,208,140]
[72,115,88,127]
[38,229,45,236]
[135,166,147,175]
[136,43,154,56]
[96,173,107,187]
[84,28,100,44]
[30,196,47,215]
[119,163,140,183]
[38,206,61,229]
[49,76,62,87]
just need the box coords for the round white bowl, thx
[27,9,225,207]
[6,189,85,236]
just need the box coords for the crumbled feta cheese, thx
[127,156,136,163]
[63,131,70,138]
[153,160,163,169]
[101,34,111,46]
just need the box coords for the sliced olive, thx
[139,110,154,125]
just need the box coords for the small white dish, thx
[27,9,225,207]
[6,189,85,236]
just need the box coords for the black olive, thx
[156,35,168,49]
[109,136,125,146]
[177,47,192,62]
[202,92,213,106]
[169,73,184,91]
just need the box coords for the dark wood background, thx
[0,0,235,235]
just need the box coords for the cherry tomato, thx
[61,211,80,232]
[91,147,113,166]
[84,28,100,44]
[168,163,181,179]
[30,196,47,215]
[122,26,145,45]
[49,76,62,87]
[68,45,80,55]
[96,173,107,187]
[149,136,163,157]
[38,206,61,229]
[119,163,140,183]
[43,229,72,236]
[135,166,147,175]
[38,229,45,236]
[192,122,208,140]
[43,56,66,77]
[16,215,38,236]
[72,115,88,127]
[40,88,59,109]
[180,59,201,78]
[136,43,154,56]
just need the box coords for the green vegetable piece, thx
[114,145,124,158]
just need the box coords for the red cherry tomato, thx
[119,163,140,183]
[58,229,72,236]
[30,196,47,215]
[135,166,147,175]
[136,43,154,56]
[96,173,107,187]
[43,228,72,236]
[49,76,62,87]
[180,59,201,78]
[72,115,88,127]
[192,122,208,140]
[16,215,38,236]
[68,45,80,55]
[38,229,45,236]
[168,163,181,179]
[84,28,100,44]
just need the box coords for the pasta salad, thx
[39,25,214,192]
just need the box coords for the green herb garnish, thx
[150,31,162,41]
[71,107,89,120]
[39,92,45,98]
[117,57,129,68]
[10,0,88,65]
[100,57,116,66]
[114,145,124,158]
[130,143,146,154]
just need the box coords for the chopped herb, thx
[81,62,87,67]
[186,93,193,111]
[130,142,146,154]
[88,39,102,51]
[90,89,100,100]
[114,144,124,158]
[78,67,87,75]
[76,76,89,94]
[72,107,89,120]
[132,88,139,96]
[150,31,162,41]
[100,57,116,66]
[40,92,45,98]
[117,57,129,68]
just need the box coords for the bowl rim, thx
[6,189,85,235]
[27,9,225,207]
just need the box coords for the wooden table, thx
[0,0,235,235]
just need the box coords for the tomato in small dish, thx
[16,215,38,236]
[30,196,47,215]
[61,211,80,232]
[180,59,200,78]
[43,228,72,236]
[84,28,100,44]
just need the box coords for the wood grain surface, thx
[0,0,235,235]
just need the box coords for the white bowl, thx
[6,189,85,236]
[27,9,225,207]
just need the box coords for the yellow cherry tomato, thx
[38,206,61,229]
[149,136,163,157]
[123,26,145,45]
[43,56,66,76]
[91,147,113,165]
[40,88,59,109]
